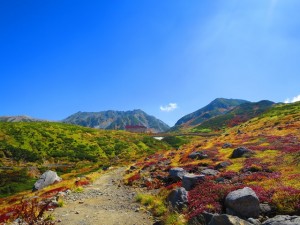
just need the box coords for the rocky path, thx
[52,167,154,225]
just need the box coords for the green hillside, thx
[171,98,249,132]
[0,122,169,164]
[192,100,274,132]
[0,122,170,197]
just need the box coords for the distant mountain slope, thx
[62,109,170,133]
[192,100,275,131]
[0,115,44,122]
[172,98,249,131]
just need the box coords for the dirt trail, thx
[52,167,154,225]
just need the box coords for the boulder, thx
[247,218,261,225]
[231,147,253,158]
[167,187,188,210]
[188,212,216,225]
[259,203,273,216]
[169,167,187,181]
[215,161,232,170]
[262,215,300,225]
[208,214,252,225]
[223,143,232,148]
[188,151,208,160]
[201,169,219,176]
[225,187,260,219]
[182,173,205,191]
[33,170,62,191]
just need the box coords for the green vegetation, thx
[162,136,190,149]
[174,98,248,128]
[0,167,36,198]
[0,121,170,196]
[0,122,169,164]
[136,193,167,217]
[191,100,274,131]
[259,101,300,119]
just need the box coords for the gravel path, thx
[52,167,154,225]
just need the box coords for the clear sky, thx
[1,0,300,126]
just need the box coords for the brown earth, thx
[52,167,154,225]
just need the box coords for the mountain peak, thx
[0,115,44,122]
[174,98,249,127]
[62,109,169,133]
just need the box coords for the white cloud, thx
[284,95,300,103]
[160,103,178,112]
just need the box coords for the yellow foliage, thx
[272,190,300,214]
[225,159,244,172]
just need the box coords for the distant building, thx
[125,125,147,133]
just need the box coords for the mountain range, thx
[191,99,275,132]
[62,109,170,133]
[0,115,44,122]
[170,98,250,132]
[0,98,280,133]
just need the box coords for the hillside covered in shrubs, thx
[0,122,170,197]
[125,101,300,224]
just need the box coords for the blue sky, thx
[1,0,300,126]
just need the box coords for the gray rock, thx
[215,161,232,170]
[201,169,219,176]
[262,215,300,225]
[167,187,188,210]
[259,203,273,216]
[208,214,252,225]
[188,212,215,225]
[65,189,72,195]
[223,143,232,148]
[188,151,208,160]
[247,218,261,225]
[169,167,187,181]
[182,173,205,191]
[231,147,253,158]
[33,170,62,191]
[225,187,260,219]
[216,177,226,183]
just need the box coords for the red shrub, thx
[243,158,270,172]
[40,187,68,198]
[220,171,238,180]
[75,180,90,186]
[127,173,141,185]
[242,172,280,183]
[188,180,236,218]
[165,181,182,190]
[142,161,157,169]
[249,185,274,203]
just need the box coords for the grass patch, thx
[225,159,244,172]
[164,212,187,225]
[136,193,167,217]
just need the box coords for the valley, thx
[0,99,299,225]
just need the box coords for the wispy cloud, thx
[284,95,300,103]
[160,103,178,112]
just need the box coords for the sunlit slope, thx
[0,122,170,164]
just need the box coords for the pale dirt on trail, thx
[52,167,154,225]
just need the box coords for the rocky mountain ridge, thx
[171,98,249,131]
[62,109,170,133]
